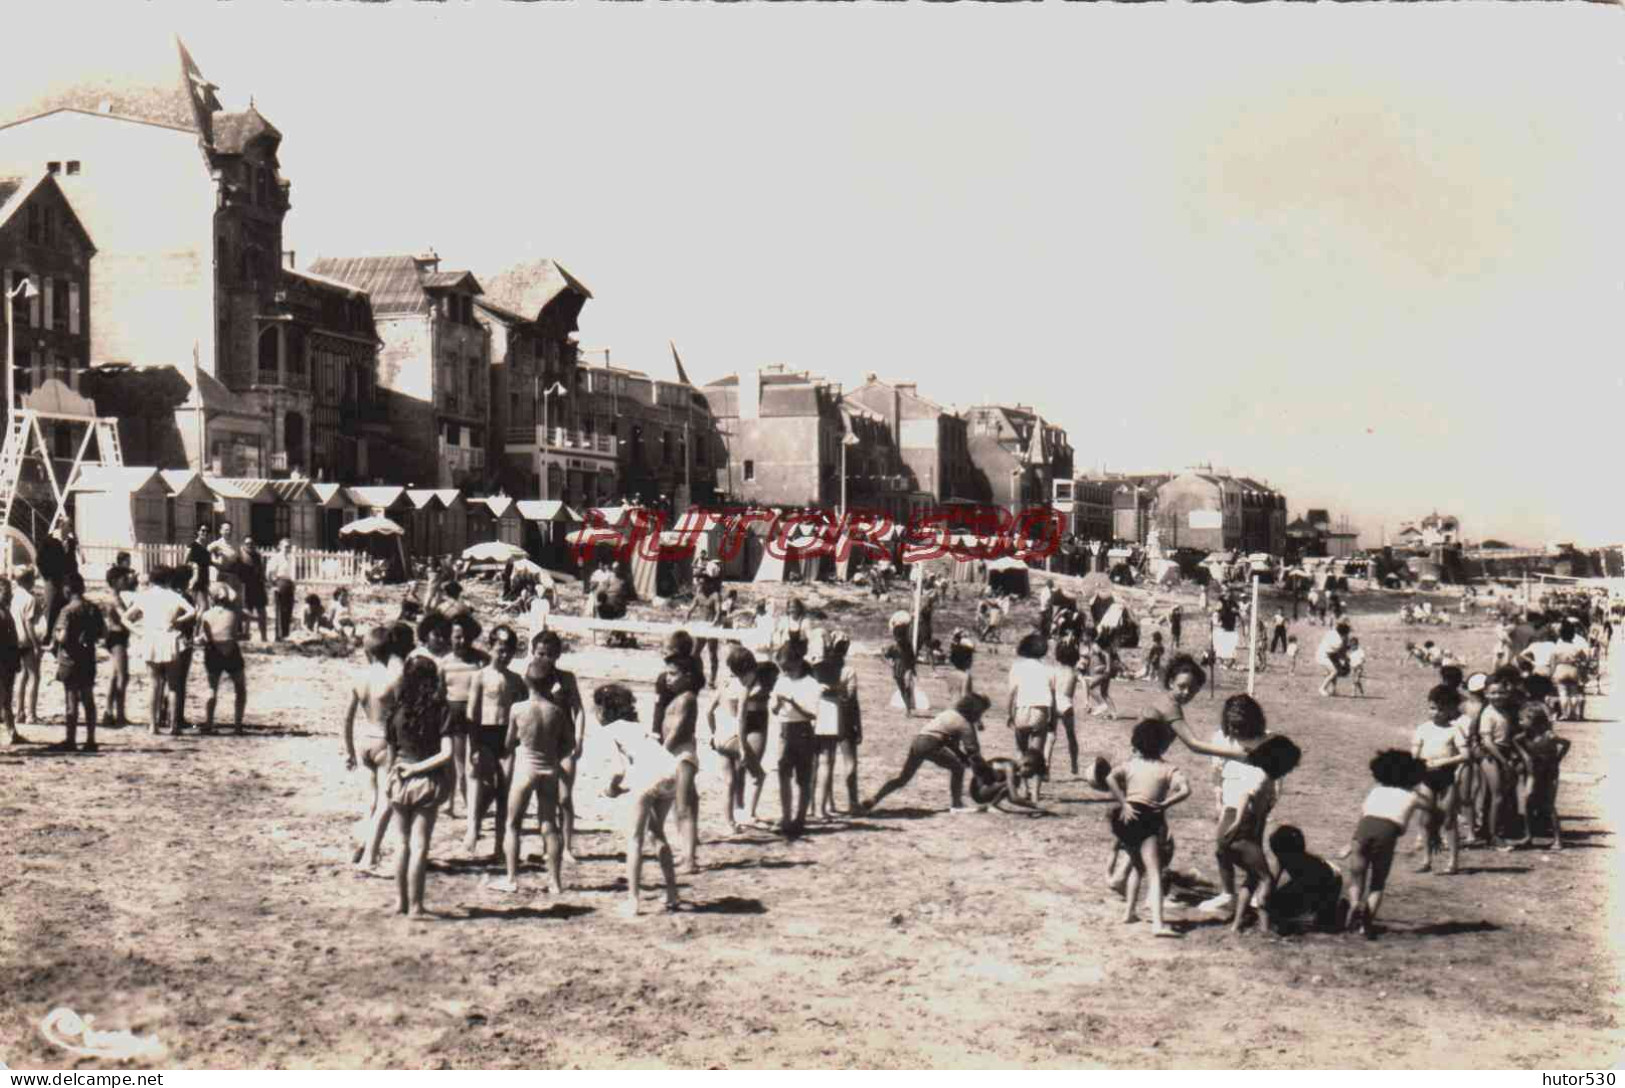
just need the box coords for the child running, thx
[1341,750,1442,939]
[1104,718,1192,938]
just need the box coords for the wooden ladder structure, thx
[0,408,124,545]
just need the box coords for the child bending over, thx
[1267,825,1344,934]
[1341,750,1442,939]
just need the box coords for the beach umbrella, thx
[461,540,527,563]
[340,516,404,537]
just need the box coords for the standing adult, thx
[267,538,297,642]
[119,570,196,735]
[186,523,213,615]
[1270,610,1288,655]
[1317,621,1350,698]
[1169,604,1183,649]
[102,565,132,728]
[239,539,269,642]
[36,525,70,647]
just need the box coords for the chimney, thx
[415,248,440,273]
[282,250,296,270]
[895,382,917,396]
[738,368,761,421]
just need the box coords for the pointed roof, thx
[312,482,352,508]
[307,256,481,316]
[478,258,592,322]
[347,485,409,510]
[160,469,209,499]
[0,172,95,251]
[211,105,282,155]
[70,466,162,494]
[1024,413,1048,465]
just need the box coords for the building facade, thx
[845,374,977,514]
[576,357,717,511]
[1154,470,1287,554]
[963,404,1073,513]
[478,259,596,501]
[0,44,383,481]
[306,254,488,489]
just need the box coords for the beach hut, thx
[160,469,215,544]
[466,496,525,549]
[71,466,169,558]
[208,478,320,548]
[516,500,583,569]
[312,483,359,550]
[346,486,411,520]
[630,530,696,601]
[985,555,1032,598]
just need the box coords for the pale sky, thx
[6,0,1622,547]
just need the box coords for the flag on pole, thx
[176,37,221,144]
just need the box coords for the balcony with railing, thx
[503,425,618,458]
[440,439,486,478]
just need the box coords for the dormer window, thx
[46,162,60,176]
[65,161,80,176]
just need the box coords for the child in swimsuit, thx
[1105,718,1192,938]
[1267,825,1344,934]
[1411,683,1471,874]
[1341,750,1441,939]
[344,626,404,872]
[706,646,775,831]
[466,625,526,859]
[1512,705,1571,851]
[198,584,246,734]
[386,656,461,916]
[494,656,575,896]
[861,694,992,814]
[655,651,704,869]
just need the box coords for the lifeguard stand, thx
[0,379,124,560]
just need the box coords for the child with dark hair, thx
[968,750,1046,813]
[344,626,403,872]
[1104,718,1191,938]
[1512,705,1571,851]
[1340,750,1441,938]
[1181,694,1279,927]
[386,655,461,915]
[707,645,771,831]
[1137,631,1166,682]
[813,632,862,819]
[1267,825,1344,933]
[883,612,920,717]
[52,575,103,751]
[597,682,682,917]
[769,643,822,838]
[861,694,993,814]
[1051,637,1081,777]
[948,630,977,698]
[1081,630,1118,719]
[1477,667,1526,849]
[1005,632,1056,802]
[1412,684,1471,874]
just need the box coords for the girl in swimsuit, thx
[707,646,773,831]
[655,655,703,872]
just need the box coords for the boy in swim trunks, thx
[1411,684,1470,874]
[529,630,587,861]
[494,655,574,895]
[198,584,247,734]
[344,626,405,871]
[51,575,103,752]
[466,625,526,858]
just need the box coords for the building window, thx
[46,162,60,176]
[744,460,755,482]
[51,279,68,331]
[65,161,80,176]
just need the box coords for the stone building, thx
[962,404,1073,513]
[477,259,595,500]
[0,41,383,480]
[306,253,488,489]
[844,374,977,515]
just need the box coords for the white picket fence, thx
[76,543,364,587]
